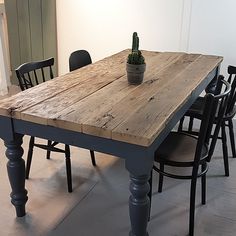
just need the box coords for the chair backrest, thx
[69,50,92,72]
[206,75,231,161]
[193,93,215,164]
[15,58,54,91]
[225,65,236,116]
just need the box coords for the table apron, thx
[13,119,150,159]
[0,116,14,141]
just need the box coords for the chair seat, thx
[155,132,208,167]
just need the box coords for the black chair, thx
[69,50,92,72]
[69,50,96,166]
[179,67,236,176]
[149,77,231,236]
[15,58,73,192]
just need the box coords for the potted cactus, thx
[126,32,146,85]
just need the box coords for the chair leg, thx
[158,163,164,193]
[201,163,206,205]
[90,150,96,166]
[65,145,72,193]
[188,117,194,132]
[207,121,222,162]
[189,168,198,236]
[228,119,236,158]
[147,170,153,221]
[25,136,35,179]
[178,117,185,131]
[221,122,229,176]
[46,140,52,159]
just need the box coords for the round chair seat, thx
[155,132,208,167]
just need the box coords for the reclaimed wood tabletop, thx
[0,49,222,147]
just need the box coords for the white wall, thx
[188,0,236,76]
[57,0,236,77]
[56,0,185,75]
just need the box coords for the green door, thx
[5,0,57,84]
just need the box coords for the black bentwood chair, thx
[149,77,231,236]
[69,50,96,166]
[179,67,236,176]
[15,58,73,192]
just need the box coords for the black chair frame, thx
[149,77,231,236]
[16,58,54,91]
[15,58,73,192]
[179,69,236,176]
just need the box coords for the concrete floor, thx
[48,127,236,236]
[0,87,236,236]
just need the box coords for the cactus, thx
[127,32,145,65]
[132,32,139,52]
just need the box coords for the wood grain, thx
[18,51,180,131]
[0,50,130,117]
[112,55,223,145]
[0,50,222,146]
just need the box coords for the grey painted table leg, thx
[129,174,150,236]
[4,134,28,217]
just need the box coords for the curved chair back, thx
[15,58,54,91]
[69,50,92,72]
[207,75,231,161]
[225,66,236,116]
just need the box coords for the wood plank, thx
[0,50,132,117]
[47,77,137,131]
[20,73,131,126]
[19,52,183,131]
[112,55,223,146]
[81,53,200,138]
[13,51,160,124]
[10,52,199,135]
[0,50,222,147]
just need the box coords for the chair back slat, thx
[49,66,54,79]
[27,72,33,87]
[15,57,54,91]
[22,74,29,90]
[33,70,39,85]
[41,68,46,82]
[228,74,232,84]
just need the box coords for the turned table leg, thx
[129,174,150,236]
[4,134,28,217]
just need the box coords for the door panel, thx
[5,0,57,84]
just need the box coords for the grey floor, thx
[1,88,236,236]
[48,122,236,236]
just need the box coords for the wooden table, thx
[0,50,222,236]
